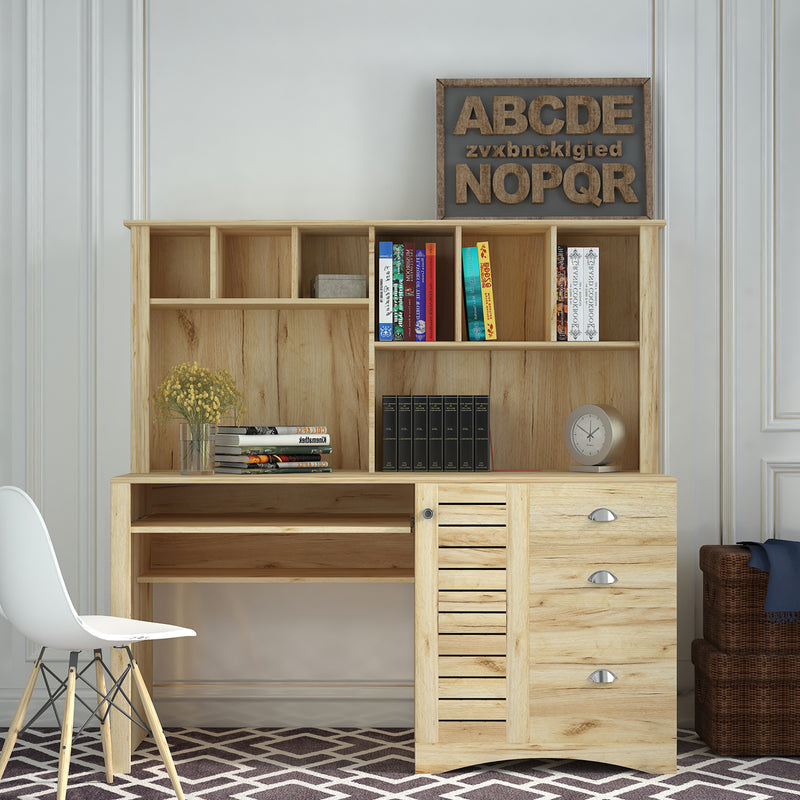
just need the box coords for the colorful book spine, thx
[425,242,436,341]
[396,395,413,470]
[427,395,443,470]
[378,241,393,341]
[392,243,404,341]
[476,241,497,340]
[443,395,460,471]
[414,248,426,342]
[412,395,428,470]
[474,395,490,471]
[556,244,568,341]
[461,246,485,341]
[403,242,415,341]
[583,246,600,341]
[381,394,397,471]
[216,433,330,447]
[567,247,585,342]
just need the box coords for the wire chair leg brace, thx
[0,648,186,800]
[0,647,44,781]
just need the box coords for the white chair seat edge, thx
[79,615,196,645]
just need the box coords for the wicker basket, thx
[700,544,800,653]
[693,638,800,755]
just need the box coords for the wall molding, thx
[763,0,799,431]
[762,460,800,541]
[720,2,737,543]
[131,0,147,219]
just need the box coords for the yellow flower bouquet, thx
[153,361,245,473]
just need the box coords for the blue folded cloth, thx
[739,539,800,623]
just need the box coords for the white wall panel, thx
[772,0,800,425]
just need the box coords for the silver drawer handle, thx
[588,570,618,585]
[588,669,618,684]
[588,507,618,522]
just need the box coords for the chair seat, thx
[80,615,196,645]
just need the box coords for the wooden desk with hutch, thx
[109,218,676,775]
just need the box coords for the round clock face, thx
[564,404,625,467]
[570,412,607,458]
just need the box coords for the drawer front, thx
[529,481,676,547]
[531,546,675,592]
[530,688,675,750]
[531,602,676,663]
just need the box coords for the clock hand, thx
[577,424,591,436]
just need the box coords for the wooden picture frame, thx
[436,78,653,219]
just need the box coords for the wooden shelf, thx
[131,512,411,535]
[374,340,639,352]
[137,567,414,584]
[149,297,369,311]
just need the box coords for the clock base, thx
[570,464,622,473]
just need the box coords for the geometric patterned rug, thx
[2,727,800,799]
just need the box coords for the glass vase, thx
[179,422,216,475]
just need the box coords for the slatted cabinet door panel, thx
[436,484,509,740]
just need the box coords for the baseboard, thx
[152,681,415,727]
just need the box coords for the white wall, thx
[2,0,794,731]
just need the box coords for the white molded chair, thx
[0,485,196,800]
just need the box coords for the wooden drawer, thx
[530,688,675,749]
[529,481,676,547]
[530,546,675,591]
[530,603,676,663]
[438,485,507,504]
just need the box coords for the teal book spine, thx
[392,243,404,341]
[461,246,485,341]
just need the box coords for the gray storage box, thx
[311,274,367,298]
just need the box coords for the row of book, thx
[462,242,497,341]
[382,395,490,472]
[377,241,437,341]
[213,425,332,474]
[557,245,599,341]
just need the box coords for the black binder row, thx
[381,395,490,471]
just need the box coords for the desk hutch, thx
[110,218,676,774]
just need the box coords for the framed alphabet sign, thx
[436,78,653,219]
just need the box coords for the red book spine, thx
[425,242,436,341]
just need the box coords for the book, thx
[403,242,415,341]
[476,241,497,340]
[215,460,329,469]
[425,243,436,341]
[458,395,475,470]
[392,243,404,340]
[583,246,600,341]
[556,244,567,341]
[443,395,459,471]
[414,248,426,342]
[215,444,331,456]
[427,394,443,470]
[216,425,327,435]
[461,246,485,340]
[377,241,393,341]
[216,433,330,447]
[412,395,428,470]
[473,395,490,471]
[381,394,397,471]
[396,395,413,470]
[214,465,332,474]
[215,452,325,464]
[567,247,585,341]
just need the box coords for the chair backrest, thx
[0,485,90,649]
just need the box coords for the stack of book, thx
[381,395,490,472]
[377,240,437,342]
[557,244,600,342]
[214,425,332,474]
[461,242,497,341]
